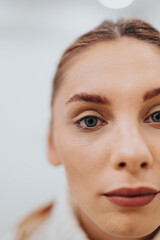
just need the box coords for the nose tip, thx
[112,132,153,173]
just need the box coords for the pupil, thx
[152,112,160,122]
[85,117,97,127]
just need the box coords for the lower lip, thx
[103,194,157,207]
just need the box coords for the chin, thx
[100,217,159,239]
[106,226,148,238]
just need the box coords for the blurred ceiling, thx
[0,0,160,45]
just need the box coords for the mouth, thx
[103,187,160,207]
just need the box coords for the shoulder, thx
[2,187,82,240]
[7,202,54,240]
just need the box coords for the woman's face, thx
[49,38,160,239]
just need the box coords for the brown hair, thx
[16,18,160,240]
[51,18,160,105]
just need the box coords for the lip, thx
[103,187,160,207]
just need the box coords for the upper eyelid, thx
[145,109,160,119]
[143,103,160,116]
[76,115,104,124]
[68,104,112,118]
[71,104,160,122]
[73,110,105,121]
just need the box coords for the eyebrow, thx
[143,88,160,102]
[66,92,111,105]
[65,88,160,106]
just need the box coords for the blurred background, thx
[0,0,160,237]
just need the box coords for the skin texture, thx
[48,38,160,240]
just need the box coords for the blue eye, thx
[76,115,105,130]
[150,112,160,122]
[146,111,160,123]
[83,116,98,127]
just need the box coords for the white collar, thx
[45,185,90,240]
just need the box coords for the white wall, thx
[0,0,160,236]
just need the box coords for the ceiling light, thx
[99,0,134,9]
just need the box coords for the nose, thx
[111,123,153,173]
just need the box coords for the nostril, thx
[119,162,126,168]
[141,162,147,168]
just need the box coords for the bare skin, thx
[48,38,160,240]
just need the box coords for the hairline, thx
[52,36,160,104]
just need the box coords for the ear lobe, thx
[47,136,62,166]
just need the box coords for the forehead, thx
[58,38,160,100]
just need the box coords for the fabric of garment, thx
[1,186,89,240]
[1,186,160,240]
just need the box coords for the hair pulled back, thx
[51,18,160,106]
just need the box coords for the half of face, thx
[48,38,160,239]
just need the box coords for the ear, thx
[47,136,62,166]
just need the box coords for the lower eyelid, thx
[146,123,160,129]
[75,122,106,132]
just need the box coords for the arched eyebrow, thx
[65,88,160,106]
[143,88,160,102]
[65,92,111,105]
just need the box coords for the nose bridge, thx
[117,119,143,151]
[112,118,153,172]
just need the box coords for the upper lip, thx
[104,187,160,197]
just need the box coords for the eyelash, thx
[145,111,160,124]
[75,111,160,131]
[75,115,106,131]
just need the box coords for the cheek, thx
[54,127,111,192]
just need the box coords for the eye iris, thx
[152,112,160,122]
[84,117,98,127]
